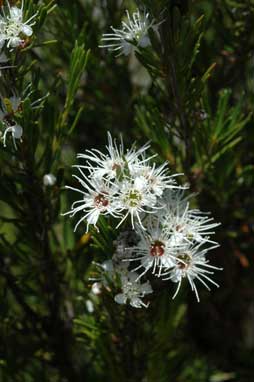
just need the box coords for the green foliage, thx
[0,1,253,381]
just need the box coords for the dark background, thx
[0,1,254,381]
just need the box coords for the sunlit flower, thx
[114,271,153,308]
[134,162,185,197]
[116,176,158,229]
[63,171,122,232]
[65,133,185,232]
[99,9,158,56]
[161,190,220,247]
[0,0,37,49]
[161,243,222,302]
[77,132,151,181]
[124,215,179,279]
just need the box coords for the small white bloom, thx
[85,299,94,313]
[114,271,153,308]
[91,282,102,295]
[124,215,179,280]
[116,176,158,230]
[162,190,220,247]
[43,173,57,187]
[99,9,158,56]
[134,162,185,197]
[77,132,151,181]
[161,243,222,302]
[63,167,123,232]
[0,0,37,49]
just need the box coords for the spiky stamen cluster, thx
[64,132,183,232]
[99,9,160,57]
[0,0,37,50]
[118,192,222,302]
[65,134,222,307]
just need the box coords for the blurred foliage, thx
[0,0,253,381]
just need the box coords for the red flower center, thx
[94,193,109,208]
[150,240,165,257]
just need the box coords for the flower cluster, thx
[90,256,153,309]
[99,8,159,56]
[65,133,221,307]
[117,195,222,303]
[0,2,39,149]
[0,0,36,50]
[64,132,183,232]
[106,204,220,306]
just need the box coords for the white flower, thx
[116,176,158,229]
[76,132,151,181]
[161,190,220,247]
[161,243,222,302]
[133,162,185,197]
[63,170,122,232]
[0,0,37,49]
[65,133,185,233]
[85,299,94,313]
[43,173,56,187]
[91,282,102,295]
[114,271,153,308]
[123,215,180,280]
[99,9,158,56]
[90,259,153,308]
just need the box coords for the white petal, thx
[13,125,23,139]
[22,25,33,37]
[114,293,127,305]
[138,35,151,48]
[10,7,22,20]
[9,37,22,47]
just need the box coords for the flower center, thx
[150,240,165,257]
[125,189,142,207]
[5,21,21,37]
[177,253,192,269]
[94,193,109,208]
[112,163,121,171]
